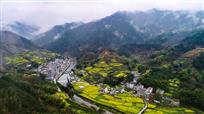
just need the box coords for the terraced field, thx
[164,79,180,97]
[73,81,195,114]
[5,50,59,67]
[144,107,195,114]
[73,81,146,114]
[84,59,129,78]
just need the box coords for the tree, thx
[180,88,204,111]
[192,52,204,70]
[65,79,74,98]
[137,64,146,73]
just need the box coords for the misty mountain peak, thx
[3,21,40,39]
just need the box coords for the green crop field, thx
[73,81,196,114]
[84,59,129,78]
[73,81,145,114]
[144,107,195,114]
[5,50,59,67]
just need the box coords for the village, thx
[99,71,154,101]
[37,57,180,107]
[97,71,180,107]
[37,58,70,81]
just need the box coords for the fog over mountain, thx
[2,0,203,32]
[32,9,204,57]
[2,21,40,39]
[34,22,83,46]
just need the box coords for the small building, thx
[145,87,153,95]
[154,100,161,104]
[170,99,180,107]
[134,84,144,97]
[101,87,109,94]
[110,90,116,95]
[156,88,164,95]
[135,84,144,91]
[120,88,125,93]
[145,87,153,100]
[133,77,138,83]
[126,83,134,89]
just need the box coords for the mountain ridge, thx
[0,31,38,67]
[33,9,204,57]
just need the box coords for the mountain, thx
[126,9,204,36]
[33,22,83,46]
[160,29,204,60]
[146,29,204,67]
[142,30,204,111]
[39,9,204,57]
[174,29,204,53]
[146,31,191,47]
[46,12,146,56]
[3,21,40,39]
[0,31,38,67]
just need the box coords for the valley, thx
[1,9,204,114]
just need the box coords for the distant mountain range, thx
[2,21,40,40]
[33,22,83,46]
[2,9,204,58]
[34,9,204,57]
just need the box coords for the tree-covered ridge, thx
[138,31,204,111]
[0,70,98,114]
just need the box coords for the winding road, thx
[138,99,148,114]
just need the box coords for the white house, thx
[126,83,134,89]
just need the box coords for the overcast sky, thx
[1,0,204,31]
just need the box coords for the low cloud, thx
[2,0,204,31]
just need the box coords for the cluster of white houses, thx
[99,83,153,100]
[99,71,154,101]
[99,71,180,106]
[100,85,126,95]
[65,70,80,83]
[37,58,70,80]
[126,71,153,101]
